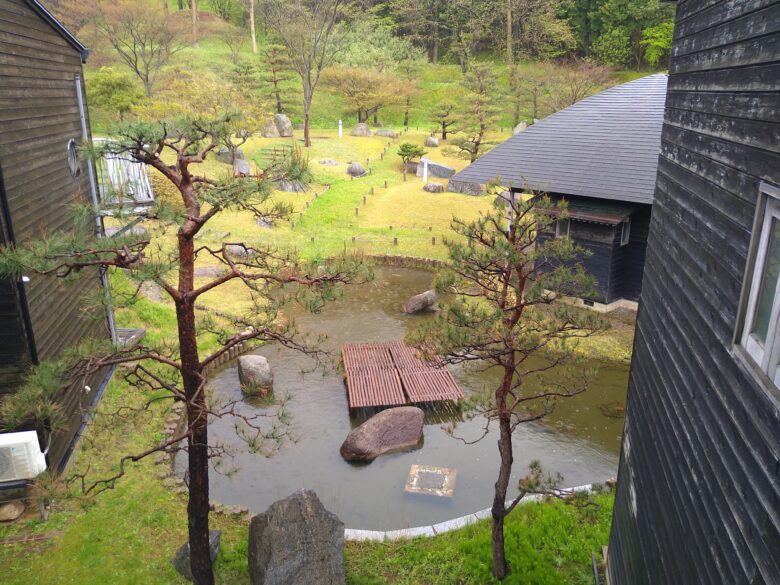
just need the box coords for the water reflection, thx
[181,267,628,530]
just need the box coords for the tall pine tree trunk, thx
[491,414,513,579]
[249,0,258,54]
[176,228,213,585]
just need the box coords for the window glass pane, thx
[750,217,780,346]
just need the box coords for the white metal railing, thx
[94,138,155,210]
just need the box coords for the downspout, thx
[0,164,38,364]
[75,74,117,344]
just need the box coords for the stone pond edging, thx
[367,254,446,271]
[344,483,598,542]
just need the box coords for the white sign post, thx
[423,159,429,184]
[338,119,343,138]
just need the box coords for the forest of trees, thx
[47,0,674,73]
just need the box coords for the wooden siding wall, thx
[0,0,109,468]
[610,206,652,302]
[537,230,613,303]
[607,1,780,584]
[0,213,28,392]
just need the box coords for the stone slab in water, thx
[416,157,455,179]
[171,530,221,582]
[340,406,424,462]
[238,355,273,396]
[248,489,345,585]
[403,289,437,314]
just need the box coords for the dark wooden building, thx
[607,1,780,583]
[449,74,668,310]
[0,0,112,470]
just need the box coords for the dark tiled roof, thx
[24,0,89,61]
[450,74,668,205]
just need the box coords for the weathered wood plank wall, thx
[0,0,110,468]
[607,1,780,583]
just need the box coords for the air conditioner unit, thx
[0,431,47,483]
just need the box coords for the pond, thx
[182,267,629,530]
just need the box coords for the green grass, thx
[346,495,613,585]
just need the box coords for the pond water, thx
[182,267,628,530]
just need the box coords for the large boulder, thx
[273,113,293,137]
[416,157,455,179]
[238,355,274,396]
[233,158,251,177]
[375,129,398,138]
[171,530,221,582]
[275,179,308,193]
[248,490,345,585]
[448,179,484,196]
[261,121,280,138]
[402,289,437,314]
[225,244,254,258]
[423,182,445,193]
[350,123,372,137]
[0,501,25,523]
[346,162,367,177]
[424,136,439,147]
[340,406,424,462]
[216,147,243,164]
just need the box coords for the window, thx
[555,218,570,238]
[67,139,81,178]
[740,182,780,386]
[620,218,631,246]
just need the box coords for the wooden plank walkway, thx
[341,341,464,409]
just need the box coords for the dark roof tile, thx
[450,74,668,205]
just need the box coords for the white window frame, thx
[620,218,631,246]
[739,182,780,387]
[555,217,570,238]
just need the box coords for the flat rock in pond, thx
[350,123,372,137]
[248,489,345,585]
[0,501,25,522]
[238,355,274,396]
[171,530,221,582]
[340,406,424,462]
[274,113,293,137]
[403,289,437,314]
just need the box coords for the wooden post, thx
[355,208,359,216]
[362,196,366,205]
[389,225,393,230]
[393,237,398,246]
[432,236,436,245]
[384,180,388,188]
[429,226,432,231]
[352,236,356,243]
[310,236,314,242]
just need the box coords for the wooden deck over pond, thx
[341,341,464,409]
